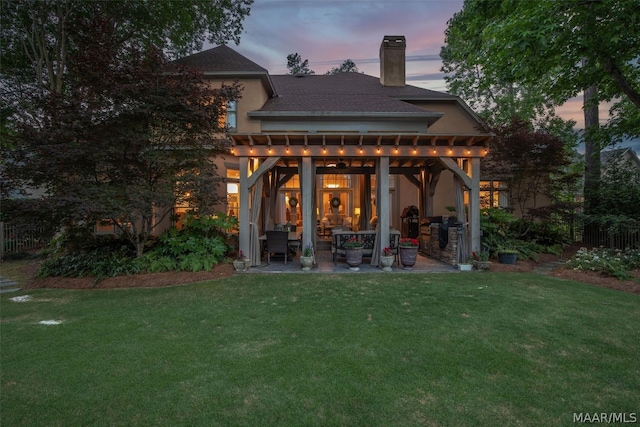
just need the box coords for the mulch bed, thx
[15,245,640,295]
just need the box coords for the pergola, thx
[231,132,490,267]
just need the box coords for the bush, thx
[134,214,234,273]
[38,241,139,282]
[565,247,640,281]
[37,213,236,280]
[480,208,570,260]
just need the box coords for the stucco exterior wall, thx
[416,101,481,134]
[205,78,270,133]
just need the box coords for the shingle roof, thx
[170,46,461,117]
[259,73,455,114]
[168,45,267,73]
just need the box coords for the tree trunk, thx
[583,83,601,215]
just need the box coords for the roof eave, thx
[248,111,444,120]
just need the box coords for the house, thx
[171,36,492,266]
[601,147,640,175]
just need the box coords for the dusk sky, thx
[220,0,637,153]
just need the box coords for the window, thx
[322,174,351,189]
[225,101,237,129]
[480,180,508,209]
[226,169,239,217]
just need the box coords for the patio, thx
[245,248,458,274]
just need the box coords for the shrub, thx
[135,214,233,273]
[565,247,640,281]
[480,207,568,260]
[38,241,139,282]
[37,213,235,280]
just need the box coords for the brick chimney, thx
[379,35,406,87]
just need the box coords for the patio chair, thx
[265,230,290,264]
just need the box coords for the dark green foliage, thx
[38,235,139,282]
[596,160,640,219]
[480,207,568,260]
[135,213,236,273]
[36,213,236,279]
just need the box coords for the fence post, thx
[0,221,4,260]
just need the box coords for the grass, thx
[1,272,639,426]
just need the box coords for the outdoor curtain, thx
[454,176,468,264]
[370,162,381,266]
[360,173,372,230]
[249,178,264,266]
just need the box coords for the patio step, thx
[0,276,21,294]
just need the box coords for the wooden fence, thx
[0,222,53,259]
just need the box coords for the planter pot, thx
[458,263,472,271]
[379,255,394,272]
[472,260,492,271]
[498,252,518,264]
[399,246,418,269]
[300,256,314,271]
[345,247,363,270]
[233,259,248,272]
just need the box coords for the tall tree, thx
[440,0,640,214]
[325,59,359,75]
[1,1,249,255]
[286,53,315,75]
[1,0,252,97]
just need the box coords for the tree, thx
[1,1,248,256]
[325,59,360,75]
[440,0,640,215]
[598,155,640,219]
[483,117,578,220]
[1,0,253,92]
[286,53,315,75]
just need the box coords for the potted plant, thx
[343,236,363,270]
[497,247,519,264]
[471,250,491,271]
[380,246,394,271]
[399,237,419,269]
[233,250,250,272]
[300,244,314,271]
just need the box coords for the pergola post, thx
[379,156,390,249]
[301,157,314,254]
[238,156,250,258]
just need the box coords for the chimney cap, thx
[382,35,406,46]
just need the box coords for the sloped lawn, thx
[1,272,639,426]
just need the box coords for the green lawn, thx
[1,272,639,426]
